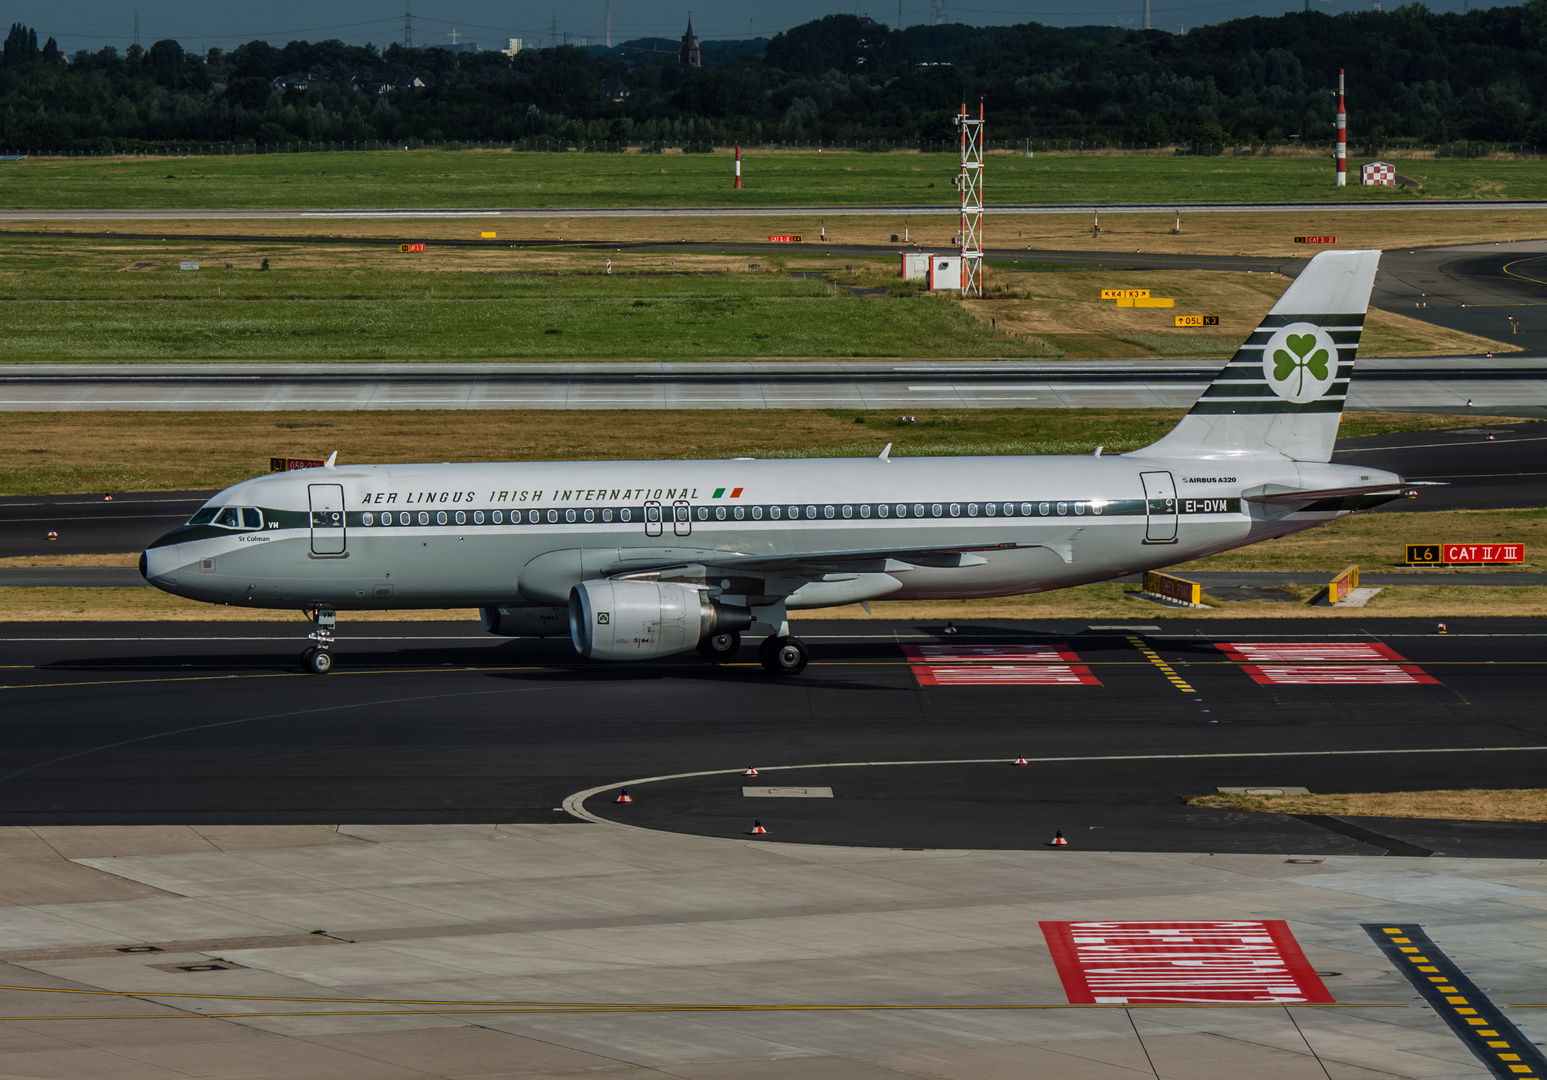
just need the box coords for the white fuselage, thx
[141,451,1400,613]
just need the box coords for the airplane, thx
[141,249,1401,676]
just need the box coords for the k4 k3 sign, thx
[1040,921,1334,1004]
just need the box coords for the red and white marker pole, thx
[1335,68,1347,188]
[734,144,742,190]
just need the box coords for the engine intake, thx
[569,580,751,660]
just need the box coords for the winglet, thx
[324,451,338,468]
[878,443,892,462]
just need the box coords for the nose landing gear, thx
[301,607,336,674]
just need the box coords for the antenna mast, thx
[958,98,983,298]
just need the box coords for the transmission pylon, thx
[957,99,983,297]
[403,2,414,46]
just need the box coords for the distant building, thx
[272,72,320,91]
[349,75,428,94]
[502,38,523,56]
[601,77,629,101]
[679,17,700,67]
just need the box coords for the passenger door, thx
[308,483,346,555]
[1140,471,1178,544]
[673,500,692,537]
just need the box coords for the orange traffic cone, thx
[743,767,758,776]
[749,820,768,835]
[1048,830,1068,848]
[1013,756,1029,766]
[615,789,632,804]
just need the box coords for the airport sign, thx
[768,234,803,242]
[399,243,426,252]
[270,457,327,472]
[1407,543,1524,564]
[1293,236,1337,244]
[1101,289,1149,299]
[1174,315,1219,326]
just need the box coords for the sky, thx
[10,0,1520,56]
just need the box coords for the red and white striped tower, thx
[1335,69,1347,187]
[734,144,742,190]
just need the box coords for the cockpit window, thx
[242,508,263,529]
[189,508,218,525]
[215,508,241,528]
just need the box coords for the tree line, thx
[2,1,1546,154]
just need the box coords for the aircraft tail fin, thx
[1134,248,1381,463]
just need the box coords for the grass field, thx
[0,234,1506,361]
[0,408,1525,497]
[5,151,1547,210]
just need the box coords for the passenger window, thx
[189,507,217,525]
[842,505,853,518]
[215,508,241,528]
[716,506,727,520]
[949,503,960,516]
[860,504,871,518]
[734,506,744,520]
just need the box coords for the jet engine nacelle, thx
[480,605,570,637]
[569,579,751,661]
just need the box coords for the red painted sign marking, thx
[1444,544,1524,564]
[1216,642,1439,685]
[1041,921,1334,1004]
[903,644,1101,686]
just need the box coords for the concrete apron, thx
[1,821,1544,1079]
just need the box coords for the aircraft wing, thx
[609,541,1060,580]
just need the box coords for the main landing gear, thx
[696,630,742,663]
[301,607,336,675]
[758,635,809,676]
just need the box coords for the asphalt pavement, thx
[0,618,1541,859]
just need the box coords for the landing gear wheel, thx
[758,635,809,676]
[301,647,334,675]
[697,630,741,662]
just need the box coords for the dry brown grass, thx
[0,588,476,621]
[1186,789,1547,823]
[1185,506,1547,574]
[0,553,137,567]
[20,207,1547,257]
[952,269,1511,358]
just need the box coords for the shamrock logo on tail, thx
[1272,333,1331,398]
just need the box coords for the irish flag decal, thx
[712,488,744,499]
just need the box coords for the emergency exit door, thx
[308,483,346,555]
[1140,471,1178,544]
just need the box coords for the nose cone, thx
[140,541,186,591]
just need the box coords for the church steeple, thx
[679,14,700,67]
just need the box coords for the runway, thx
[3,355,1543,411]
[1374,241,1547,353]
[0,617,1541,858]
